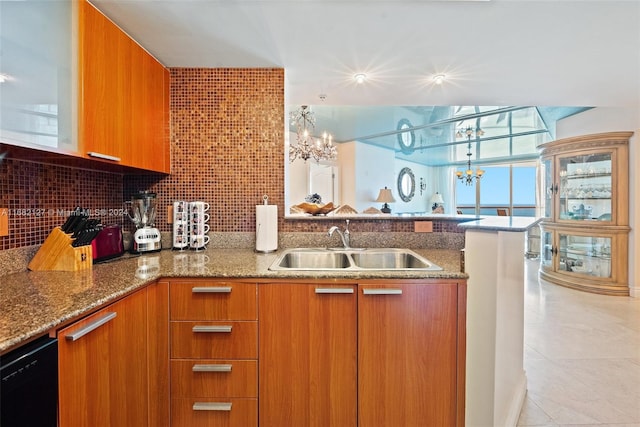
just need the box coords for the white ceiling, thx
[91,0,640,108]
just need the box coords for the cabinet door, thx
[358,283,459,427]
[259,283,357,427]
[58,288,148,427]
[79,0,132,165]
[79,0,169,173]
[0,1,77,153]
[541,156,554,219]
[556,149,615,223]
[129,41,170,172]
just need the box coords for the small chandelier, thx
[455,126,485,186]
[289,105,337,163]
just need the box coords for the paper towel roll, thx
[256,204,278,252]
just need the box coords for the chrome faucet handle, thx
[343,220,350,247]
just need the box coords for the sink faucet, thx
[328,220,351,248]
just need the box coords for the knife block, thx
[28,227,93,271]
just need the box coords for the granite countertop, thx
[457,216,542,232]
[0,247,465,354]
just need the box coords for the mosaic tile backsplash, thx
[124,68,285,234]
[1,67,461,254]
[0,159,124,250]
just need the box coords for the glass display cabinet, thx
[538,132,632,295]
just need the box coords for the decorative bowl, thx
[295,202,337,216]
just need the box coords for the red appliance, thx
[91,225,125,263]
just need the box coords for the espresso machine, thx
[127,191,161,253]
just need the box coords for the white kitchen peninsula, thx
[459,216,541,427]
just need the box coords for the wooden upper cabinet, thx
[78,0,170,173]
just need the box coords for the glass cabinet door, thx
[541,228,554,270]
[557,152,612,222]
[541,157,553,219]
[558,233,612,279]
[0,1,76,151]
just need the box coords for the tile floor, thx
[517,259,640,427]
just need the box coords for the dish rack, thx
[28,227,93,271]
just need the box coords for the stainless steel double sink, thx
[268,247,442,271]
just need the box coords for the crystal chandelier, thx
[289,105,337,163]
[455,126,485,185]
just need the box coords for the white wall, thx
[393,159,431,213]
[337,141,396,212]
[556,107,640,296]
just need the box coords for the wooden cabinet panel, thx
[149,280,170,427]
[58,288,148,427]
[79,0,127,164]
[259,283,357,427]
[171,398,257,427]
[357,282,459,427]
[171,359,257,398]
[170,282,257,321]
[79,0,169,173]
[170,321,257,359]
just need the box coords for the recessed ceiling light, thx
[354,73,367,84]
[432,74,446,85]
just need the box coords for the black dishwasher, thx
[1,335,58,427]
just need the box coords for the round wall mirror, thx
[397,167,415,202]
[396,119,415,153]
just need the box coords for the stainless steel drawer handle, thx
[65,312,117,341]
[87,152,121,162]
[192,402,232,411]
[192,325,233,333]
[192,286,232,293]
[362,289,403,295]
[315,288,354,294]
[192,364,232,373]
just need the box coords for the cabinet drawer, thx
[171,360,257,398]
[170,282,257,321]
[170,321,257,359]
[171,398,256,427]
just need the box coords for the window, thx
[456,163,537,216]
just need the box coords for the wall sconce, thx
[419,177,426,195]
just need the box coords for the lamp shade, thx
[375,187,396,203]
[430,192,444,205]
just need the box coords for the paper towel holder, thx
[256,194,278,253]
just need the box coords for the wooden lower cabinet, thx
[58,287,150,427]
[259,283,358,427]
[358,281,464,427]
[168,280,258,427]
[258,280,466,427]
